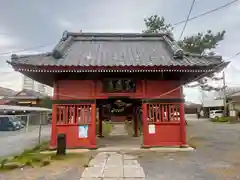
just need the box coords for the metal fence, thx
[0,113,51,157]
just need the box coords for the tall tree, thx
[143,14,225,55]
[143,14,226,91]
[143,15,173,34]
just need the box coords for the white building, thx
[22,76,34,90]
[22,75,53,96]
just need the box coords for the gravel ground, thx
[0,125,51,157]
[137,119,240,180]
[1,118,240,180]
[0,153,94,180]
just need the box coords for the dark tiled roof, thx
[8,32,224,68]
[8,89,46,99]
[0,87,17,97]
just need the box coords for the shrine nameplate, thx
[103,79,136,93]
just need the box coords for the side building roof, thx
[7,89,46,100]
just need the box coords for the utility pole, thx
[223,71,227,116]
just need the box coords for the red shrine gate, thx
[48,78,187,149]
[7,32,228,149]
[52,104,97,148]
[51,101,185,148]
[143,103,185,147]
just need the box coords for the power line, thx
[0,1,238,57]
[173,0,239,26]
[0,57,236,100]
[226,51,240,61]
[0,74,22,80]
[0,32,12,36]
[178,0,196,40]
[0,32,20,37]
[0,72,15,73]
[0,43,54,56]
[153,49,240,98]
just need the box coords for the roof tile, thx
[8,32,223,68]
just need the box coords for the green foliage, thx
[96,121,113,136]
[143,14,225,55]
[50,153,84,161]
[0,161,23,171]
[0,159,8,168]
[0,141,50,170]
[33,141,49,151]
[20,141,49,157]
[40,159,51,167]
[0,141,89,171]
[211,116,234,123]
[178,30,226,54]
[143,15,173,34]
[40,96,52,109]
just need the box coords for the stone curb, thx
[40,146,195,154]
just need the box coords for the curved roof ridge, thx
[11,52,52,59]
[162,35,183,59]
[184,52,222,60]
[65,31,173,38]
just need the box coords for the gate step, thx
[109,121,128,124]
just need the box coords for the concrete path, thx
[80,152,146,179]
[185,114,208,121]
[109,123,128,136]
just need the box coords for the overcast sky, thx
[0,0,240,103]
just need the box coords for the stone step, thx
[109,121,127,124]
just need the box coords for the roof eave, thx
[8,63,220,74]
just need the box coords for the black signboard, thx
[103,79,136,93]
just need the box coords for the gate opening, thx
[96,98,143,148]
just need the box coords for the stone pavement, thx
[109,123,128,136]
[185,114,208,121]
[80,152,146,179]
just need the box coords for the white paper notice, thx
[78,125,88,138]
[148,124,155,134]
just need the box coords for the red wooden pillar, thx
[133,107,138,137]
[98,106,103,137]
[89,103,97,148]
[180,102,186,145]
[142,103,148,147]
[50,104,57,148]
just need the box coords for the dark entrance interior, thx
[96,97,143,148]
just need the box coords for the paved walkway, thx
[185,114,208,121]
[81,152,146,179]
[109,123,128,136]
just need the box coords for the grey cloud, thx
[0,0,239,101]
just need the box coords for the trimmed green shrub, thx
[0,159,8,168]
[211,116,236,123]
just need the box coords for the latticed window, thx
[146,103,180,122]
[76,106,91,124]
[56,105,92,125]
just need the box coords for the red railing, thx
[56,104,92,125]
[146,103,180,122]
